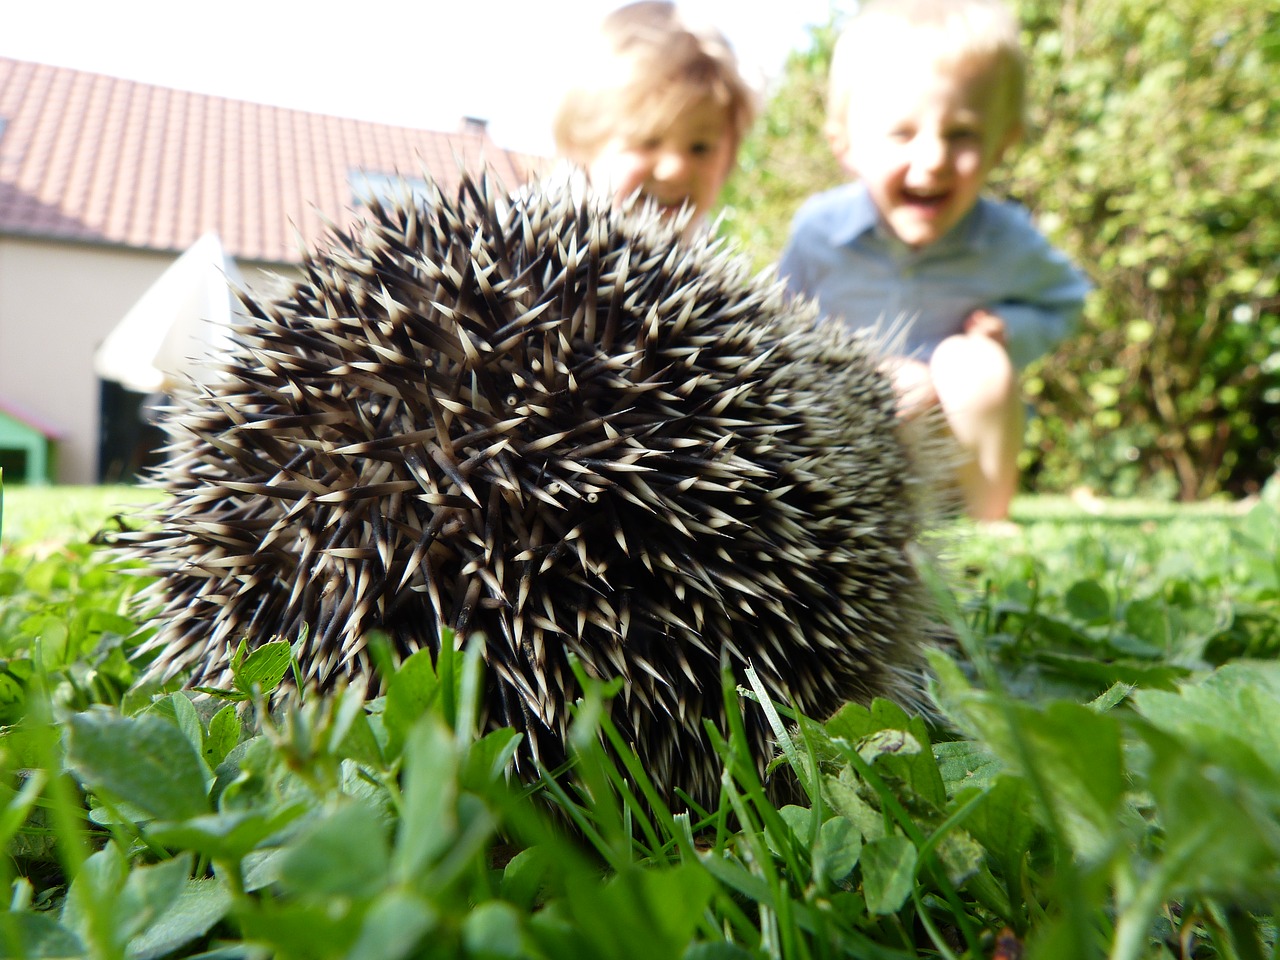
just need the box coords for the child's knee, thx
[930,334,1017,413]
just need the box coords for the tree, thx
[717,19,844,270]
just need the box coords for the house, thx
[0,56,542,484]
[0,398,61,485]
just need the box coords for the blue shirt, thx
[778,182,1091,370]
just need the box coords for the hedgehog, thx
[124,172,943,809]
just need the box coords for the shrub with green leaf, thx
[2,485,1280,957]
[716,21,845,265]
[1004,0,1280,499]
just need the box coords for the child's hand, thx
[882,356,938,419]
[963,309,1007,346]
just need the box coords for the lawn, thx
[1,481,1277,959]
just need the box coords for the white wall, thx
[0,236,296,483]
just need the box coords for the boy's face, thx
[586,96,736,226]
[831,55,1019,248]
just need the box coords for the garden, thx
[1,481,1278,959]
[2,0,1279,957]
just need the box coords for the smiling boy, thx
[780,0,1090,521]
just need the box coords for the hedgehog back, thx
[126,175,935,806]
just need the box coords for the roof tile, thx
[0,56,538,264]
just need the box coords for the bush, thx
[716,21,845,266]
[1004,0,1280,499]
[3,487,1280,958]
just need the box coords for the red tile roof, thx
[0,57,541,264]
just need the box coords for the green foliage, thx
[0,486,1279,958]
[0,543,151,721]
[1004,0,1280,499]
[720,1,1280,500]
[717,18,845,270]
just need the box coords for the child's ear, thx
[995,120,1024,162]
[825,118,853,170]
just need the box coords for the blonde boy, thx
[552,1,757,227]
[780,0,1090,521]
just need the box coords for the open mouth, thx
[900,188,950,214]
[647,196,691,214]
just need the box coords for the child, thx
[779,0,1090,522]
[552,1,757,229]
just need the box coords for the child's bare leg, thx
[929,333,1023,521]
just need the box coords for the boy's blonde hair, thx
[827,0,1026,141]
[553,1,757,164]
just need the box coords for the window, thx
[349,170,435,210]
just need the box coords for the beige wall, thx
[0,236,296,483]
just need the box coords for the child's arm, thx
[962,201,1092,369]
[987,243,1091,369]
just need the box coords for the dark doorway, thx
[97,380,166,483]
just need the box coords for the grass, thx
[0,484,164,544]
[1,481,1278,959]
